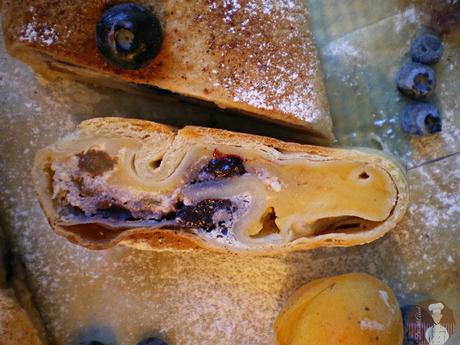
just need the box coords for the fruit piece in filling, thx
[176,199,235,232]
[195,150,246,182]
[77,149,116,176]
[44,129,401,251]
[52,149,247,228]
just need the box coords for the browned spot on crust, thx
[123,231,203,251]
[77,149,116,176]
[62,223,125,243]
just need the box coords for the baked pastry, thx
[0,230,46,345]
[274,272,403,345]
[32,118,408,253]
[0,290,44,345]
[1,0,333,143]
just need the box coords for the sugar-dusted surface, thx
[1,2,460,345]
[206,0,327,125]
[2,0,332,140]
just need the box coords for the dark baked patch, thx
[77,149,116,176]
[196,150,246,182]
[176,199,234,232]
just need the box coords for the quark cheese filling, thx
[49,137,398,248]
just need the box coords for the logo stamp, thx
[402,300,455,345]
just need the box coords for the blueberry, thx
[396,62,436,99]
[137,337,168,345]
[176,199,234,231]
[197,150,246,181]
[96,3,163,69]
[410,33,443,64]
[401,103,442,136]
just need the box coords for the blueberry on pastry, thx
[95,3,163,69]
[32,118,408,253]
[2,0,333,142]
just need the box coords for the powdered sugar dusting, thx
[390,154,459,292]
[0,27,292,344]
[206,0,329,127]
[394,5,421,32]
[324,40,360,59]
[1,5,459,345]
[19,12,59,46]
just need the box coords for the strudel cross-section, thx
[32,118,408,254]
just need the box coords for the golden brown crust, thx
[32,118,409,255]
[2,0,334,142]
[274,273,403,345]
[0,230,46,345]
[0,290,43,345]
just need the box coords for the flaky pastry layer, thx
[32,118,408,254]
